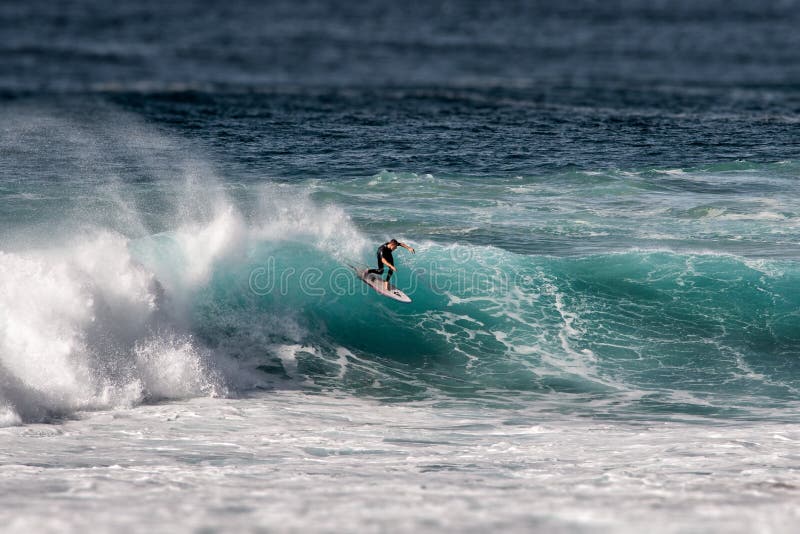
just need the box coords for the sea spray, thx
[0,233,158,422]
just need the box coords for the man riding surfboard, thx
[367,239,415,290]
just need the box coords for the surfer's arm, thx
[382,258,397,271]
[399,242,415,254]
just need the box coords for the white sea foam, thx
[0,231,228,426]
[3,392,800,533]
[133,334,223,400]
[717,211,787,221]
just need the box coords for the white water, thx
[1,391,799,533]
[0,231,217,422]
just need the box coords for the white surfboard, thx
[351,266,412,303]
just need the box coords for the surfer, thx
[367,239,415,290]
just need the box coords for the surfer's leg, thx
[367,254,384,275]
[384,268,393,289]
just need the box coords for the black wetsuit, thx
[367,242,394,281]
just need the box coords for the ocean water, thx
[2,0,800,532]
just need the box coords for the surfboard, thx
[351,266,412,303]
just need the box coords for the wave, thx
[3,178,800,425]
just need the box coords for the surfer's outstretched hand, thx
[398,241,415,254]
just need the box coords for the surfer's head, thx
[388,239,399,249]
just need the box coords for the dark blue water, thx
[3,0,800,174]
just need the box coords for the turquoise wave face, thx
[133,231,800,415]
[110,158,800,417]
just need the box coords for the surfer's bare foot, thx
[384,282,389,290]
